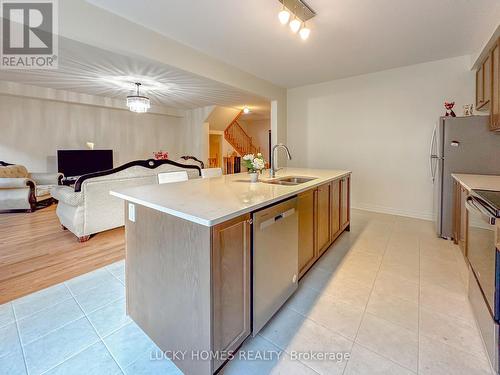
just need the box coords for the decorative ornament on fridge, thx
[444,102,456,117]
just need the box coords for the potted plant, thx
[242,153,266,182]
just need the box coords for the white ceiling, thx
[0,38,269,110]
[87,0,500,88]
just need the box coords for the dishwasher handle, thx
[260,208,296,230]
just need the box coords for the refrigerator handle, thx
[429,124,438,183]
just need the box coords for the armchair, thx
[0,163,63,212]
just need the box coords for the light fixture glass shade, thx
[127,96,151,113]
[299,25,311,40]
[289,18,301,33]
[278,9,291,24]
[127,82,151,113]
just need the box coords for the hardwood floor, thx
[0,205,125,304]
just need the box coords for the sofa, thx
[0,162,63,212]
[51,159,201,242]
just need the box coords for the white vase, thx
[249,172,259,183]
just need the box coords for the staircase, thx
[224,111,260,157]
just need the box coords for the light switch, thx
[128,203,135,222]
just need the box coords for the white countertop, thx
[452,173,500,192]
[111,168,351,226]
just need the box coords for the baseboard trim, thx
[352,203,434,221]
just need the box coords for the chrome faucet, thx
[269,144,292,178]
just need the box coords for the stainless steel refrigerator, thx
[430,116,500,239]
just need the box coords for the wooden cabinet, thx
[316,182,331,256]
[492,41,500,131]
[211,214,251,371]
[476,55,491,110]
[330,179,341,240]
[297,175,351,279]
[476,38,500,131]
[477,64,485,108]
[340,176,351,229]
[298,190,316,278]
[452,179,468,257]
[453,179,460,243]
[459,186,468,253]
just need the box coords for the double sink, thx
[263,176,316,186]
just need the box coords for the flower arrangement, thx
[153,151,169,160]
[242,153,266,173]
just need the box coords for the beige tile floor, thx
[222,209,494,375]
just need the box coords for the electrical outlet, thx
[128,203,135,222]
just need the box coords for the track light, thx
[299,23,311,40]
[278,6,290,24]
[289,17,301,33]
[277,0,315,41]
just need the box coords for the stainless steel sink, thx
[263,176,317,186]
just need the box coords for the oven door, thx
[466,196,498,319]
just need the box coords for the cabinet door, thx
[477,64,485,108]
[340,176,351,229]
[330,179,341,241]
[452,180,460,245]
[316,183,331,256]
[492,41,500,131]
[459,186,468,255]
[484,54,492,106]
[211,214,251,371]
[298,190,316,278]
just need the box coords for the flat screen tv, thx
[57,150,113,177]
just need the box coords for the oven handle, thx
[466,197,496,225]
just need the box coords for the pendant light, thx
[299,22,311,40]
[278,4,291,24]
[126,82,151,113]
[289,15,301,33]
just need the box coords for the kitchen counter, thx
[111,168,351,226]
[113,167,352,375]
[452,173,500,192]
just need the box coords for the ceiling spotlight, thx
[126,83,151,113]
[299,23,311,40]
[278,6,291,24]
[289,16,301,33]
[243,106,251,114]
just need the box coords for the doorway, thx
[209,133,222,168]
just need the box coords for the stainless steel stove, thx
[467,189,500,374]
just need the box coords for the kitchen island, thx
[111,168,351,375]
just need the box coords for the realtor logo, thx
[1,0,58,69]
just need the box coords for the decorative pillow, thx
[0,165,29,178]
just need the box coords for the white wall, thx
[287,56,475,219]
[180,106,213,165]
[207,107,241,131]
[0,94,188,173]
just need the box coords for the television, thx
[57,150,113,178]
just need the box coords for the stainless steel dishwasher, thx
[252,197,299,335]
